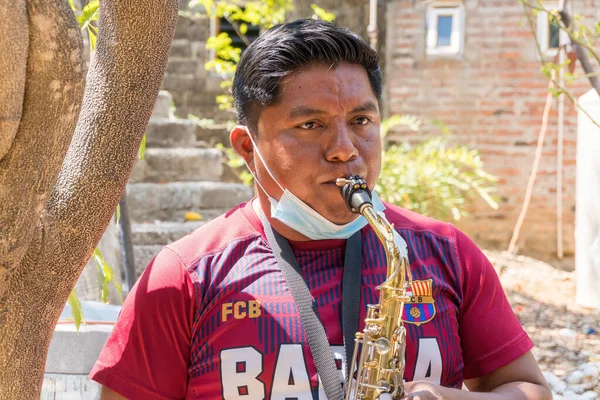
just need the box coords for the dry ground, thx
[486,250,600,394]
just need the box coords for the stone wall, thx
[161,0,383,127]
[162,4,232,124]
[386,0,599,266]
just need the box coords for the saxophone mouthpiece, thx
[338,175,373,214]
[335,178,350,187]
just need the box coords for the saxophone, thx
[336,176,414,400]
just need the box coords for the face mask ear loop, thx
[244,126,285,192]
[242,158,273,200]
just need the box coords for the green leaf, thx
[138,133,147,160]
[87,25,98,52]
[68,0,76,12]
[188,114,216,129]
[78,0,99,30]
[240,23,248,35]
[380,114,422,138]
[68,289,84,331]
[217,142,255,186]
[310,4,336,22]
[93,248,124,304]
[376,133,498,221]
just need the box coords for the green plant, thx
[182,0,296,110]
[377,116,498,221]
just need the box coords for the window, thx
[426,3,465,57]
[536,6,568,57]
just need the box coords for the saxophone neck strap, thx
[260,213,362,400]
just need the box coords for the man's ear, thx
[230,125,254,171]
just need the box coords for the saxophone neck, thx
[360,205,393,245]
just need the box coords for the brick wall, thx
[386,0,599,266]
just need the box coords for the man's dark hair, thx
[232,18,382,131]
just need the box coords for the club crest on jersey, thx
[402,279,436,326]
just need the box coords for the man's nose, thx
[324,124,359,162]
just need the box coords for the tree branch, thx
[44,0,179,280]
[520,0,600,96]
[0,0,85,296]
[557,7,600,97]
[0,1,28,161]
[224,15,252,47]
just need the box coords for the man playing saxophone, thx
[92,18,552,400]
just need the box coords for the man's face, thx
[250,62,382,225]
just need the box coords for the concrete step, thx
[130,148,223,183]
[132,221,205,245]
[42,374,101,399]
[46,322,114,375]
[152,90,172,119]
[146,117,196,148]
[131,222,211,277]
[126,182,253,222]
[195,125,230,146]
[134,244,165,276]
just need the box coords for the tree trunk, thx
[0,0,179,398]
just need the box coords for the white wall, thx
[576,89,600,309]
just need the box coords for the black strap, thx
[341,232,362,386]
[260,214,362,400]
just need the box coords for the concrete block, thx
[146,118,196,148]
[169,90,186,112]
[126,182,253,222]
[152,91,173,119]
[205,77,227,92]
[42,374,101,400]
[195,125,230,146]
[132,221,205,245]
[162,75,204,92]
[174,14,209,40]
[167,59,201,75]
[46,302,121,375]
[45,324,114,374]
[190,41,207,61]
[169,38,192,59]
[129,148,223,183]
[134,244,164,277]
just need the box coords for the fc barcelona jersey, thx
[90,200,533,399]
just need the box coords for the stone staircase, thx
[127,91,253,277]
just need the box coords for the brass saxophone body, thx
[337,176,414,400]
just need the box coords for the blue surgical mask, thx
[242,126,386,240]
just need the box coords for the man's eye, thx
[354,116,371,125]
[298,121,320,129]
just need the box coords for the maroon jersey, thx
[90,200,533,399]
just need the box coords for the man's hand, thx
[400,352,552,400]
[404,381,447,399]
